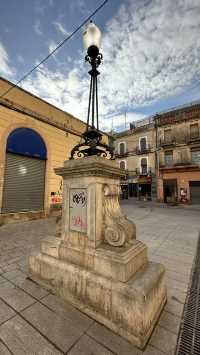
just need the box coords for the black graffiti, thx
[73,192,86,206]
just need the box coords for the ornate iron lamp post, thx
[70,21,114,159]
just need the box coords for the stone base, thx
[41,237,148,283]
[29,252,167,349]
[0,210,45,225]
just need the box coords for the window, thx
[191,150,200,165]
[164,129,172,143]
[165,151,173,166]
[141,158,147,174]
[190,123,199,139]
[118,142,126,155]
[119,161,126,169]
[140,137,147,151]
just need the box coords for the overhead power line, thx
[0,0,109,99]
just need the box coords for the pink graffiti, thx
[72,215,87,229]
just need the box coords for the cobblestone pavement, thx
[0,202,199,355]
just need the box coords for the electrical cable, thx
[0,0,109,99]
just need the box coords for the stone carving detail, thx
[103,185,136,247]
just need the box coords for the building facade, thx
[156,103,200,204]
[0,77,108,220]
[114,103,200,204]
[114,117,157,200]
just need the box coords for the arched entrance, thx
[2,128,47,213]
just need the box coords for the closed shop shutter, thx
[2,153,45,213]
[190,181,200,204]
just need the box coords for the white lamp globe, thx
[83,21,102,58]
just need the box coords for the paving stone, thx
[158,310,180,335]
[41,294,93,332]
[0,300,16,325]
[167,288,187,305]
[166,270,190,284]
[18,265,28,273]
[0,282,35,312]
[19,279,49,300]
[2,269,27,283]
[68,334,114,355]
[143,345,167,354]
[87,322,142,355]
[0,276,8,284]
[8,275,29,287]
[166,277,188,293]
[0,341,12,355]
[165,298,184,318]
[149,325,177,355]
[21,302,83,353]
[0,315,62,355]
[0,204,199,354]
[1,263,20,273]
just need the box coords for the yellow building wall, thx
[0,104,81,213]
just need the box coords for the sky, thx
[0,0,200,132]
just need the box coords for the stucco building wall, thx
[115,126,156,174]
[0,77,103,217]
[156,105,200,203]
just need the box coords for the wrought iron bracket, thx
[70,128,114,160]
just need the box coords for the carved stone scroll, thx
[103,184,136,247]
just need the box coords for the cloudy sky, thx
[0,0,200,131]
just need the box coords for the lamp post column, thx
[70,21,113,160]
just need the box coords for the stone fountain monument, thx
[29,22,166,349]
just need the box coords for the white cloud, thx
[34,19,42,35]
[99,0,200,112]
[53,21,70,37]
[48,40,57,54]
[100,112,147,132]
[23,0,200,131]
[0,42,14,78]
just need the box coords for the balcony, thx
[186,133,200,144]
[136,167,152,176]
[136,144,151,155]
[160,133,200,147]
[160,137,176,147]
[115,151,129,158]
[160,158,200,170]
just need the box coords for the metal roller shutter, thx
[190,181,200,205]
[2,153,45,213]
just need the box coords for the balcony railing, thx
[160,133,200,147]
[160,159,200,168]
[160,137,176,147]
[115,151,129,158]
[136,167,152,176]
[136,144,151,154]
[186,133,200,144]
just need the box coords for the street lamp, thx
[70,21,114,159]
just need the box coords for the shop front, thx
[127,177,138,198]
[137,175,152,201]
[158,166,200,204]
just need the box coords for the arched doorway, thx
[2,128,47,213]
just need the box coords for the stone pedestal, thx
[29,156,167,349]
